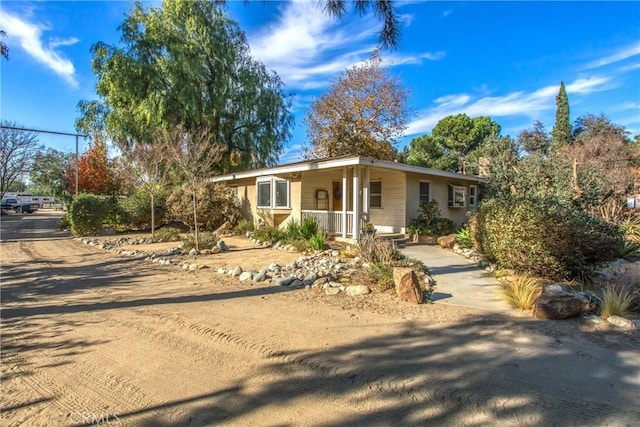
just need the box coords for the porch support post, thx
[363,166,370,222]
[352,166,361,239]
[341,166,347,238]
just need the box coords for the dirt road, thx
[2,211,639,426]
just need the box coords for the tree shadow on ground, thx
[112,316,639,426]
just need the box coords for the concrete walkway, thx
[400,244,511,312]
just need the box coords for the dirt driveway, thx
[2,211,639,426]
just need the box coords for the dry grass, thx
[501,275,543,310]
[601,286,635,319]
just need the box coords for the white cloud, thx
[620,63,640,72]
[406,76,610,136]
[49,37,79,49]
[0,10,78,87]
[583,42,640,70]
[246,0,443,91]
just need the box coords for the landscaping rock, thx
[437,234,457,249]
[325,287,341,296]
[216,240,228,252]
[312,277,330,288]
[393,267,423,304]
[272,277,295,287]
[211,246,221,254]
[189,248,199,256]
[345,285,371,296]
[239,271,253,282]
[606,315,637,330]
[230,266,243,277]
[217,268,227,274]
[533,286,592,320]
[253,272,267,283]
[581,314,602,326]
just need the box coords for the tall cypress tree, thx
[551,81,572,149]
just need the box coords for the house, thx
[211,155,483,240]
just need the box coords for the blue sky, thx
[1,1,639,164]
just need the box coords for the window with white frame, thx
[256,178,290,208]
[370,180,382,208]
[469,185,477,207]
[448,185,466,208]
[419,181,430,203]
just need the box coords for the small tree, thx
[122,141,170,237]
[551,81,572,150]
[66,138,120,195]
[30,148,74,202]
[161,127,223,250]
[305,51,411,160]
[0,121,42,199]
[518,120,551,155]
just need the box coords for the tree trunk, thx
[192,187,199,251]
[150,193,156,239]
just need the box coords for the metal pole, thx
[75,134,79,195]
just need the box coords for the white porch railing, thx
[301,210,354,237]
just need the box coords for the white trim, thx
[210,156,484,183]
[256,177,290,209]
[448,184,466,208]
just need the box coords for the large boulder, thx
[533,284,592,319]
[437,234,457,249]
[393,267,423,304]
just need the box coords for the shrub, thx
[57,213,71,230]
[600,286,635,319]
[500,275,543,310]
[471,197,624,280]
[368,262,395,292]
[181,231,218,251]
[155,226,181,242]
[300,217,319,240]
[287,239,310,252]
[285,220,302,240]
[357,235,399,265]
[252,226,286,243]
[233,219,254,234]
[103,196,128,229]
[618,215,640,243]
[167,182,240,231]
[309,232,327,251]
[407,200,455,236]
[120,189,168,230]
[456,226,472,248]
[69,193,108,236]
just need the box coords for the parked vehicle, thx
[14,202,40,213]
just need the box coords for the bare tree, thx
[1,121,42,198]
[160,127,223,250]
[122,141,171,238]
[1,30,8,60]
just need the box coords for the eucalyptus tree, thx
[77,0,293,173]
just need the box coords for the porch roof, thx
[210,155,484,183]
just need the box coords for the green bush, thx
[456,226,472,248]
[309,232,327,251]
[252,226,286,243]
[407,200,455,236]
[69,193,108,236]
[57,213,71,230]
[233,219,254,234]
[103,196,128,229]
[155,226,182,242]
[285,220,302,240]
[471,196,624,280]
[120,190,168,230]
[181,231,218,251]
[300,217,319,240]
[368,262,395,292]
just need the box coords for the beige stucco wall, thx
[405,172,478,227]
[367,168,406,233]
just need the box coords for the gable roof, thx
[210,155,484,183]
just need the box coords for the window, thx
[370,180,382,208]
[469,185,477,207]
[448,185,466,208]
[419,181,430,203]
[257,181,271,207]
[256,178,290,208]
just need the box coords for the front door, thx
[332,181,343,211]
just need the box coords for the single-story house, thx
[211,155,483,240]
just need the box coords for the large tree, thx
[77,0,293,172]
[551,81,572,149]
[0,121,41,199]
[517,120,551,155]
[30,148,74,200]
[305,52,411,160]
[404,114,500,172]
